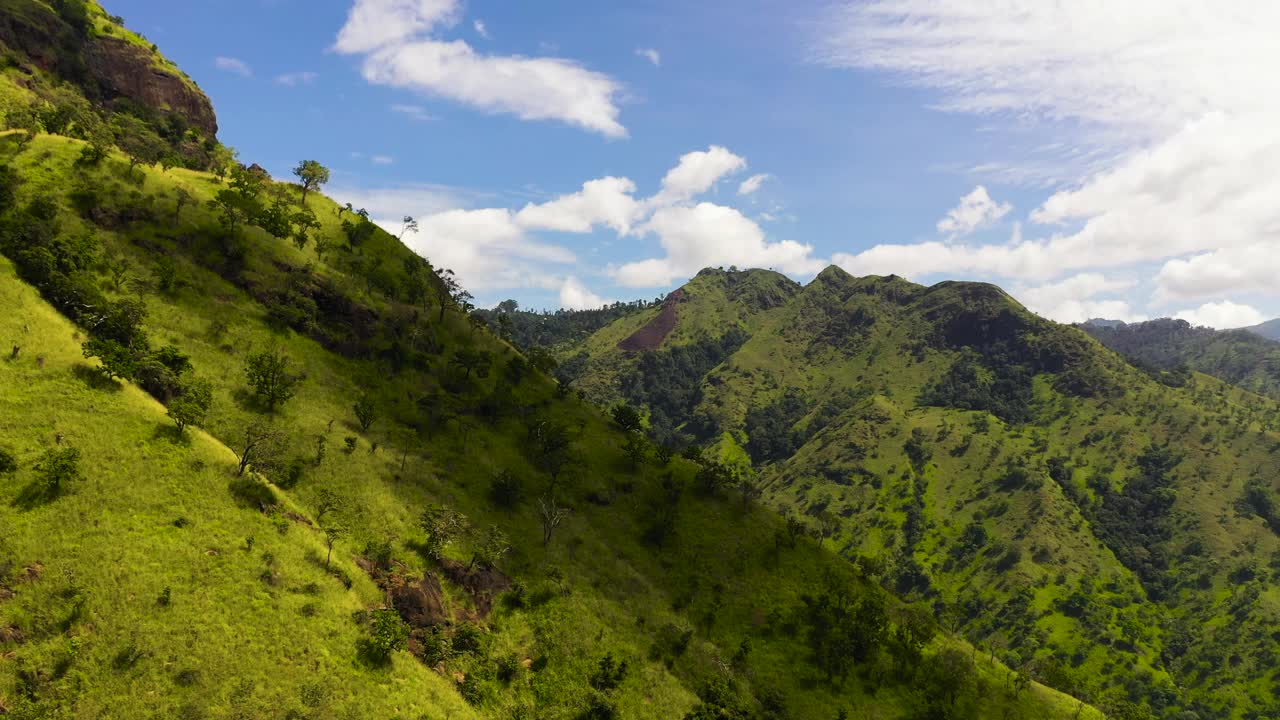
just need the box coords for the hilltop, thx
[0,4,1097,719]
[543,265,1280,719]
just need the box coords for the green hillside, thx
[553,266,1280,719]
[1082,318,1280,400]
[0,6,1100,718]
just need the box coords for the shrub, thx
[589,653,629,692]
[489,470,523,509]
[0,447,16,475]
[34,447,82,497]
[359,609,409,665]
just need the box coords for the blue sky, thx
[109,1,1280,328]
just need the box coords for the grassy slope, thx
[0,255,477,719]
[0,133,1098,719]
[563,266,1280,717]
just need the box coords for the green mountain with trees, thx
[532,266,1280,720]
[0,3,1102,719]
[1081,318,1280,400]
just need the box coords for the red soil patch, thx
[618,288,686,352]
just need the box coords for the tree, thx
[34,447,82,497]
[244,348,303,412]
[82,336,138,381]
[921,647,976,708]
[397,215,418,241]
[208,166,263,242]
[173,187,192,226]
[323,522,345,570]
[449,349,491,380]
[234,421,282,476]
[112,114,166,176]
[360,608,409,665]
[353,392,378,432]
[168,379,213,435]
[421,504,468,560]
[538,495,569,546]
[291,209,320,251]
[623,434,649,470]
[611,403,644,434]
[471,526,510,569]
[490,470,523,509]
[292,160,330,207]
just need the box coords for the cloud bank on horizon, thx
[324,0,1279,329]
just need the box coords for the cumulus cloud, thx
[1174,301,1267,330]
[275,71,318,86]
[214,56,252,77]
[337,146,801,301]
[636,48,661,66]
[1014,273,1144,324]
[614,203,824,288]
[559,277,610,310]
[334,0,459,54]
[816,1,1280,314]
[407,209,574,291]
[738,174,770,196]
[650,146,747,207]
[335,0,626,137]
[515,177,642,235]
[936,186,1011,238]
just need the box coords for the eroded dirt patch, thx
[618,289,685,351]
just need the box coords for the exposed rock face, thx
[84,36,217,137]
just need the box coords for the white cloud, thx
[328,183,466,219]
[1156,243,1280,302]
[334,0,459,54]
[214,56,252,77]
[614,203,824,288]
[335,0,626,137]
[371,155,395,165]
[390,103,434,121]
[1174,301,1267,330]
[407,209,574,291]
[515,177,642,235]
[816,1,1280,314]
[650,146,747,207]
[738,173,770,196]
[936,185,1011,238]
[559,277,610,310]
[473,19,489,39]
[1015,273,1144,324]
[636,48,661,67]
[275,71,318,86]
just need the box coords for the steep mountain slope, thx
[1082,318,1280,400]
[557,266,1280,719]
[0,13,1097,720]
[1246,318,1280,342]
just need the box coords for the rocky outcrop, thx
[84,36,217,137]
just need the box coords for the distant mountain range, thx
[518,266,1280,719]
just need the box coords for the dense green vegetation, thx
[557,266,1280,719]
[1082,318,1280,400]
[0,5,1096,718]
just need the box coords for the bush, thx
[359,609,409,665]
[489,469,523,509]
[589,653,629,692]
[34,447,82,497]
[0,447,16,475]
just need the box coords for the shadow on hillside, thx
[151,423,192,447]
[71,363,122,392]
[11,481,58,511]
